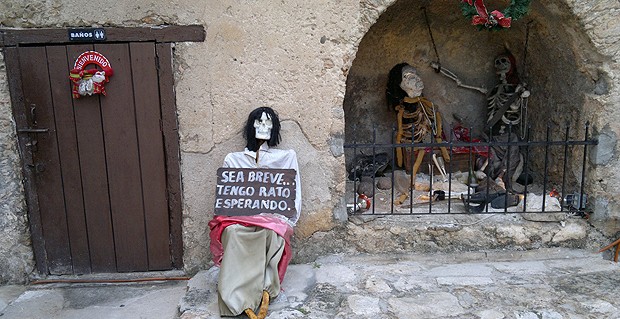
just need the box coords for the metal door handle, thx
[17,128,49,133]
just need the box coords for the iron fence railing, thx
[344,123,598,216]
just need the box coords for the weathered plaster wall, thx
[0,0,619,282]
[172,1,361,273]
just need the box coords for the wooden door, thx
[7,42,182,274]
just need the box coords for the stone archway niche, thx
[344,0,605,189]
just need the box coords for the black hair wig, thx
[386,62,410,111]
[244,107,281,152]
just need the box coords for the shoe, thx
[490,194,520,209]
[466,191,504,204]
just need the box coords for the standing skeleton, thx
[486,53,530,138]
[433,51,529,192]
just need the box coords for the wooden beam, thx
[156,42,184,269]
[4,47,49,275]
[0,25,205,46]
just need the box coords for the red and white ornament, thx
[69,51,114,98]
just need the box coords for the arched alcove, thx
[344,0,605,189]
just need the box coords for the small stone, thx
[365,275,392,293]
[552,222,587,243]
[356,176,375,197]
[376,177,392,190]
[347,295,382,315]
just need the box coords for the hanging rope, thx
[422,7,441,72]
[520,20,533,140]
[522,20,534,80]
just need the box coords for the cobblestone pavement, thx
[180,248,619,319]
[1,248,618,319]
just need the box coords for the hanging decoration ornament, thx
[69,51,114,98]
[460,0,531,31]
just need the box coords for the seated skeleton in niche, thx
[386,63,450,178]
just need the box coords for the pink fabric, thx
[209,215,294,283]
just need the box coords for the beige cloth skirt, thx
[217,224,285,316]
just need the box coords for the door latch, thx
[17,128,49,133]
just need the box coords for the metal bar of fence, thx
[542,124,551,212]
[447,128,454,213]
[522,126,531,213]
[504,125,512,212]
[372,125,377,214]
[343,140,598,148]
[561,125,569,211]
[391,126,396,215]
[579,122,590,211]
[345,122,598,216]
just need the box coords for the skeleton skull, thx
[400,65,424,98]
[494,55,512,82]
[254,112,273,140]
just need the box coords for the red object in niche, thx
[452,124,489,158]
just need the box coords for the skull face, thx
[400,65,424,98]
[495,55,512,77]
[254,112,273,140]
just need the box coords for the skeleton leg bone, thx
[432,153,448,181]
[411,148,426,179]
[245,309,258,319]
[434,111,451,162]
[397,151,425,205]
[395,107,405,167]
[257,291,270,319]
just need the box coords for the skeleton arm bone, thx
[431,62,488,94]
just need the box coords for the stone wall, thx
[0,0,619,282]
[0,51,35,284]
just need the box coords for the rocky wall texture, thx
[293,214,608,265]
[565,0,620,231]
[0,51,35,284]
[0,0,619,280]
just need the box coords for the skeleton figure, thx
[487,52,530,137]
[387,63,450,177]
[210,107,300,319]
[479,52,530,193]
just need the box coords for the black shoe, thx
[466,191,504,204]
[490,194,520,209]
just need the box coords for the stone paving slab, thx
[1,248,617,319]
[180,248,620,319]
[0,280,187,319]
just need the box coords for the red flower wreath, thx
[461,0,531,31]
